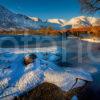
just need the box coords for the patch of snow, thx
[44,67,92,91]
[29,17,42,22]
[47,19,67,25]
[0,46,57,54]
[81,38,100,43]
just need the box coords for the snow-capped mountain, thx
[0,5,62,30]
[0,5,37,29]
[47,19,67,25]
[46,16,100,29]
[64,16,100,28]
[87,17,100,26]
[29,17,42,22]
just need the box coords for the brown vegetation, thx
[0,27,62,36]
[0,26,100,38]
[64,26,100,38]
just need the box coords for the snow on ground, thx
[81,38,100,43]
[0,46,93,99]
[0,46,57,54]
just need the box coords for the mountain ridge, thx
[0,5,99,30]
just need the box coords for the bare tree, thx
[79,0,100,14]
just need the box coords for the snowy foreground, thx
[0,47,93,100]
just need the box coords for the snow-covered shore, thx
[0,46,93,99]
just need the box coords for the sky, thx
[0,0,99,20]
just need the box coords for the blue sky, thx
[0,0,99,20]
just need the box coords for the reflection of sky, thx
[0,0,99,20]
